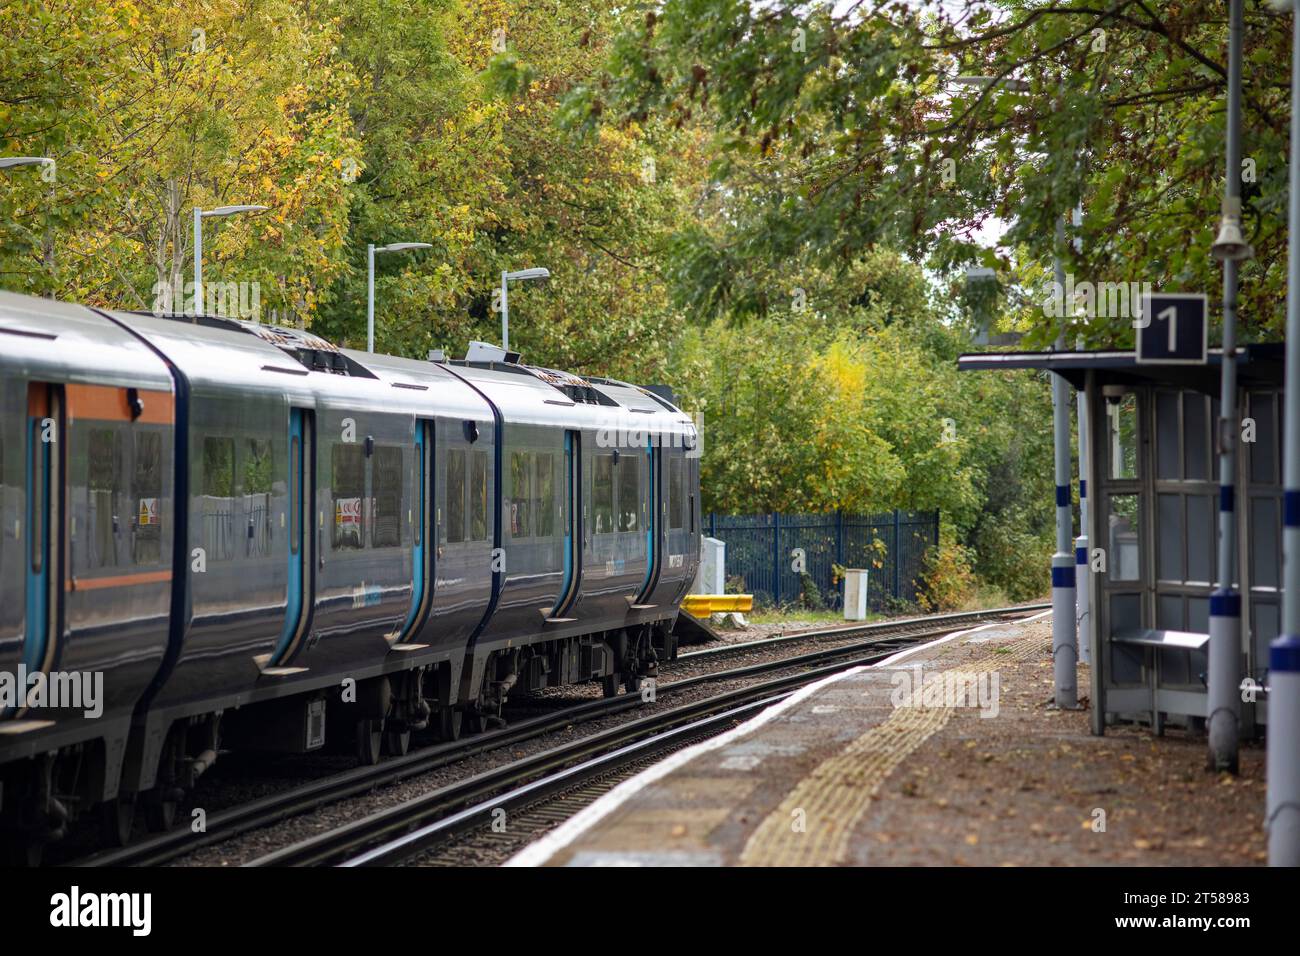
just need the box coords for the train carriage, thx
[0,290,700,862]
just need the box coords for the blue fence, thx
[705,510,940,610]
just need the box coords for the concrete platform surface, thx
[508,612,1268,867]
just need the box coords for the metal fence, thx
[705,510,940,610]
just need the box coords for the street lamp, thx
[0,156,55,172]
[500,267,550,352]
[194,204,267,316]
[953,75,1078,708]
[367,242,432,353]
[1207,0,1251,776]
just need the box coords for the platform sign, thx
[1136,293,1207,365]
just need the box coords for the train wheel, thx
[382,727,411,757]
[624,673,643,696]
[356,719,384,765]
[144,795,177,833]
[100,795,136,847]
[601,673,621,698]
[464,709,490,735]
[433,708,462,742]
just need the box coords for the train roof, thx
[1,292,694,437]
[0,291,173,391]
[441,359,695,438]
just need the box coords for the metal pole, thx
[1051,214,1078,708]
[892,508,901,600]
[1209,0,1244,773]
[193,208,203,316]
[1072,203,1092,667]
[1075,350,1091,667]
[1268,0,1300,867]
[501,270,510,351]
[367,243,375,353]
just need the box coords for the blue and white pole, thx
[1208,0,1245,773]
[1268,0,1300,868]
[1051,216,1078,708]
[1075,365,1091,667]
[1073,205,1091,668]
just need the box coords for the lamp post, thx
[1073,202,1092,668]
[367,242,432,353]
[1207,0,1251,774]
[950,74,1078,707]
[500,267,551,352]
[1,157,57,296]
[194,204,267,316]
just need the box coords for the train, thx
[0,289,701,863]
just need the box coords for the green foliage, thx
[585,0,1291,345]
[673,250,1054,599]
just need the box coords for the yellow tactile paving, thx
[737,631,1049,866]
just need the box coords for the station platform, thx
[508,612,1268,866]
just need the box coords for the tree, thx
[581,0,1291,345]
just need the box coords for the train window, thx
[536,453,555,538]
[332,442,365,550]
[200,436,236,562]
[446,448,466,544]
[471,450,488,541]
[511,451,532,538]
[87,428,122,568]
[669,458,685,530]
[245,438,273,494]
[617,456,638,533]
[593,454,614,534]
[372,446,403,548]
[290,436,300,555]
[133,431,163,566]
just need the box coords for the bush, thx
[917,541,978,612]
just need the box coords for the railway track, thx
[249,603,1046,867]
[80,603,1044,867]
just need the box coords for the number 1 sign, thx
[1136,293,1208,365]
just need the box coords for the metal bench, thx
[1112,628,1210,734]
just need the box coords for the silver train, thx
[0,290,701,861]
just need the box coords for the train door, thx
[550,430,581,618]
[395,419,433,644]
[270,408,313,666]
[634,440,659,607]
[20,383,61,702]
